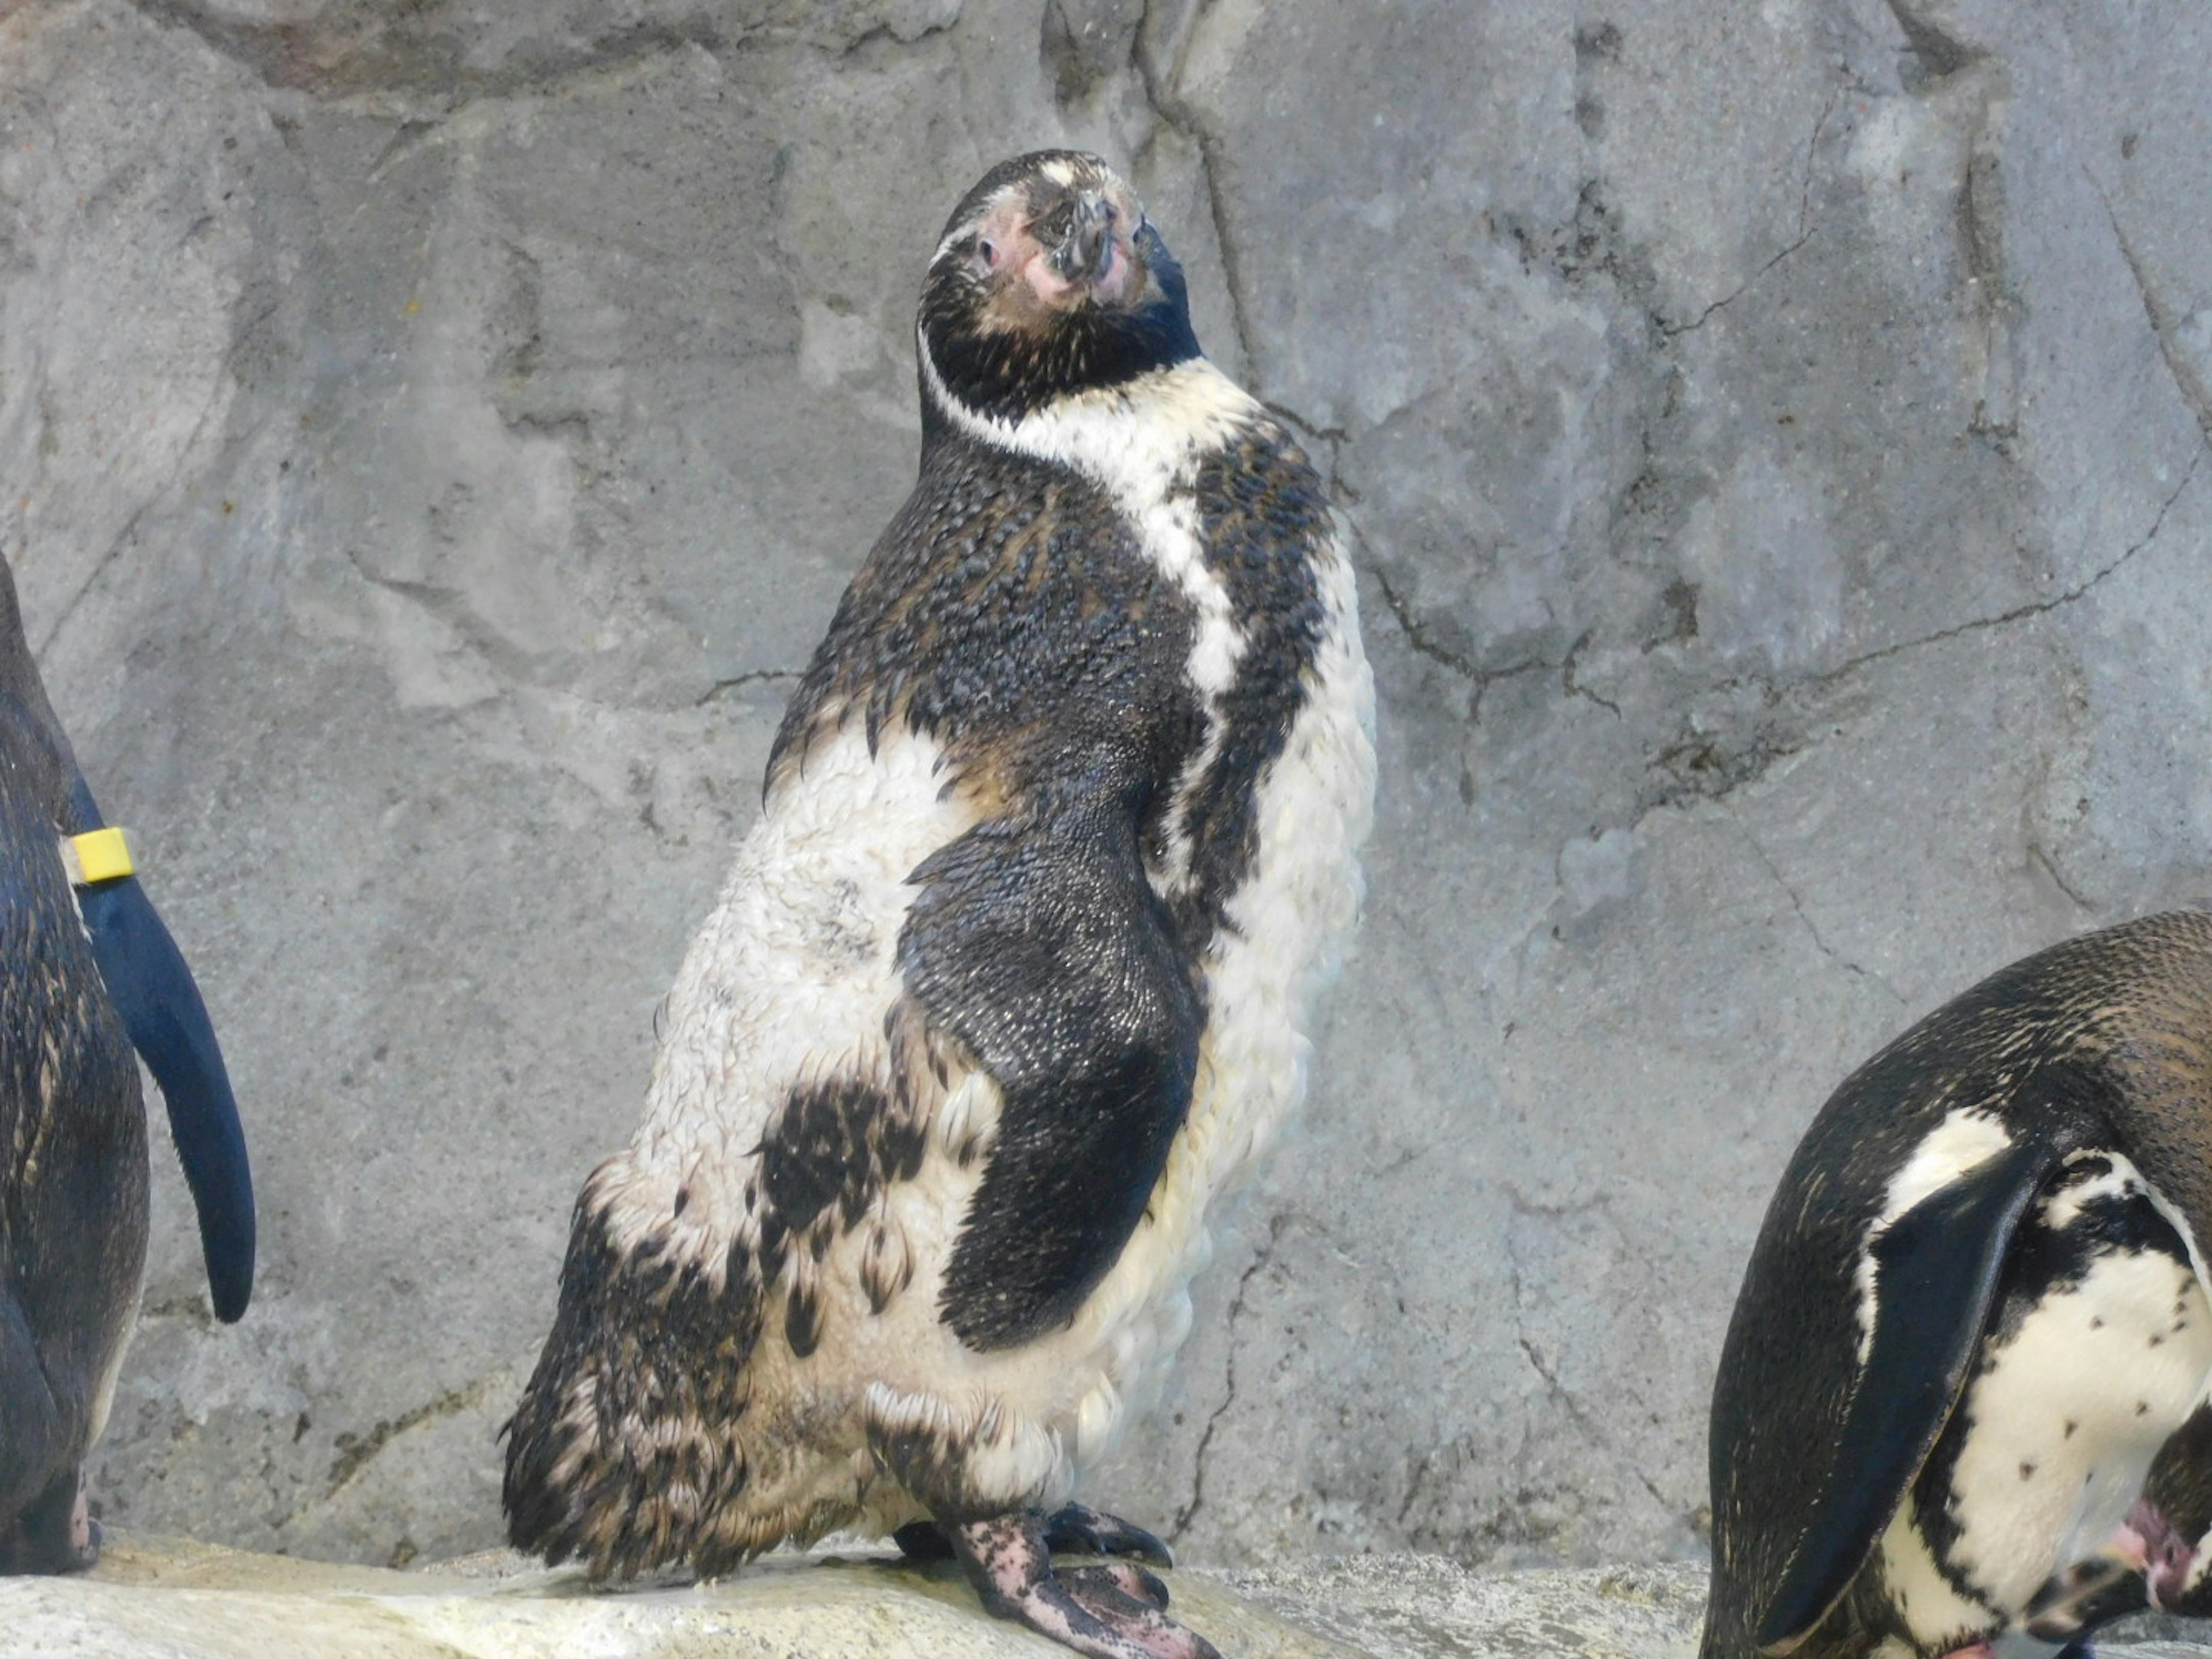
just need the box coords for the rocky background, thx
[2,0,2208,1576]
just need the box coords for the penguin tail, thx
[502,1186,764,1578]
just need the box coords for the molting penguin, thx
[502,150,1374,1659]
[0,553,254,1573]
[1704,910,2212,1659]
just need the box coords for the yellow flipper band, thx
[60,827,135,886]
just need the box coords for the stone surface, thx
[0,1532,1359,1659]
[1,0,2211,1582]
[4,1539,2209,1659]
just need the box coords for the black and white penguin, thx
[0,553,254,1573]
[502,151,1373,1659]
[1704,909,2212,1659]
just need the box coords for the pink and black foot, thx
[902,1504,1217,1659]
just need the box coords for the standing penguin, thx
[0,552,255,1573]
[1705,909,2212,1659]
[504,150,1374,1659]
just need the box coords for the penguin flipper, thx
[901,797,1203,1354]
[67,783,254,1324]
[1755,1134,2058,1652]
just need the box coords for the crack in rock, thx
[1560,629,1621,717]
[1169,1211,1286,1540]
[36,502,148,660]
[2028,839,2093,910]
[347,554,544,687]
[836,10,962,60]
[696,668,804,705]
[2099,181,2212,447]
[1660,87,1839,338]
[1513,1338,1668,1514]
[1729,817,1908,1007]
[1367,560,1551,725]
[1261,399,1352,494]
[1809,444,2204,687]
[1132,0,1258,372]
[324,1373,502,1498]
[1369,562,1481,682]
[1498,1196,1676,1522]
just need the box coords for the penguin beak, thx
[1046,192,1115,287]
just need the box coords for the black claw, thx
[1042,1502,1175,1569]
[1063,1560,1173,1609]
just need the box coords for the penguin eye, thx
[972,237,999,275]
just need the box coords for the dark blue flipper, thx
[66,778,253,1323]
[1756,1134,2058,1652]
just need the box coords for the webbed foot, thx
[946,1508,1219,1659]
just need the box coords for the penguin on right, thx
[1705,908,2212,1659]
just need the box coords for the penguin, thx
[0,551,255,1573]
[1703,908,2212,1659]
[503,150,1374,1659]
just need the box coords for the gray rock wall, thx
[3,0,2208,1573]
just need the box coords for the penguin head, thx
[916,150,1201,429]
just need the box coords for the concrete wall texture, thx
[3,0,2208,1575]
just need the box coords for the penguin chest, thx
[1887,1157,2212,1643]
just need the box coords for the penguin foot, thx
[947,1510,1221,1659]
[0,1468,100,1576]
[895,1502,1175,1569]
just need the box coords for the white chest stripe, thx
[918,350,1252,687]
[920,348,1272,890]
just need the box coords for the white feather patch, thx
[1878,1500,1997,1653]
[597,726,977,1262]
[1854,1109,2016,1367]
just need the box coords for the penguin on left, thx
[0,553,253,1573]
